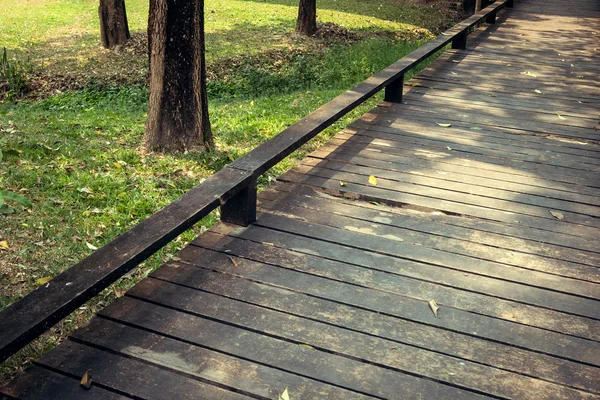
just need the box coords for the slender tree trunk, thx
[296,0,317,36]
[475,0,483,12]
[98,0,130,49]
[144,0,213,152]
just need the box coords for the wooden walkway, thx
[3,0,600,398]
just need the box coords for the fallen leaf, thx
[452,60,459,63]
[368,175,378,185]
[428,300,440,317]
[36,276,52,285]
[86,242,98,251]
[549,210,564,220]
[506,63,512,67]
[534,89,542,94]
[436,122,452,127]
[556,112,566,120]
[80,370,92,389]
[0,240,8,250]
[280,387,290,400]
[113,162,122,169]
[446,146,452,151]
[339,181,347,187]
[450,71,457,75]
[228,256,239,267]
[470,127,482,131]
[370,201,380,206]
[300,344,315,350]
[77,187,93,194]
[520,71,537,77]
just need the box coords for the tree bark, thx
[475,0,483,12]
[98,0,130,49]
[296,0,317,36]
[144,0,213,153]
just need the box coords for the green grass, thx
[0,0,457,384]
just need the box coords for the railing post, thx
[486,10,497,24]
[384,73,404,103]
[452,31,467,50]
[506,0,514,7]
[220,178,257,226]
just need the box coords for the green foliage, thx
[0,47,34,100]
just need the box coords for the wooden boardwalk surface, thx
[3,0,599,398]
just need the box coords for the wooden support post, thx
[506,0,514,7]
[220,179,257,226]
[384,74,404,103]
[452,32,467,50]
[486,10,497,24]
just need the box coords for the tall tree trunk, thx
[475,0,483,12]
[296,0,317,36]
[144,0,213,152]
[98,0,130,49]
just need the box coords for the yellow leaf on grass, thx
[36,276,53,285]
[0,241,8,250]
[113,162,122,169]
[368,175,378,185]
[436,122,452,127]
[86,242,98,251]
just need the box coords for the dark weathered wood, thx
[262,184,600,266]
[0,166,253,363]
[99,296,484,400]
[108,283,591,400]
[485,10,497,23]
[384,73,404,103]
[452,31,467,49]
[39,331,358,400]
[147,265,600,393]
[181,236,600,365]
[0,365,130,400]
[220,177,257,226]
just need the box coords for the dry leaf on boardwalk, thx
[436,122,452,127]
[428,300,440,317]
[228,256,239,267]
[280,387,290,400]
[368,175,378,185]
[80,370,92,389]
[549,210,565,220]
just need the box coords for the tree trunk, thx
[475,0,483,12]
[144,0,213,153]
[296,0,317,36]
[98,0,130,49]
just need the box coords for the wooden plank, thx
[117,277,596,400]
[148,264,600,393]
[353,114,600,163]
[336,130,600,188]
[309,144,600,209]
[312,139,600,203]
[264,184,600,266]
[258,187,600,272]
[351,118,600,171]
[179,237,600,365]
[279,166,600,236]
[209,218,600,335]
[0,166,254,363]
[299,156,600,218]
[0,366,130,400]
[98,295,487,400]
[34,339,254,400]
[47,326,367,400]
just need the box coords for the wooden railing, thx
[0,0,511,363]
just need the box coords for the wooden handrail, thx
[0,0,510,364]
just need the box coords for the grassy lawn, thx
[0,0,458,384]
